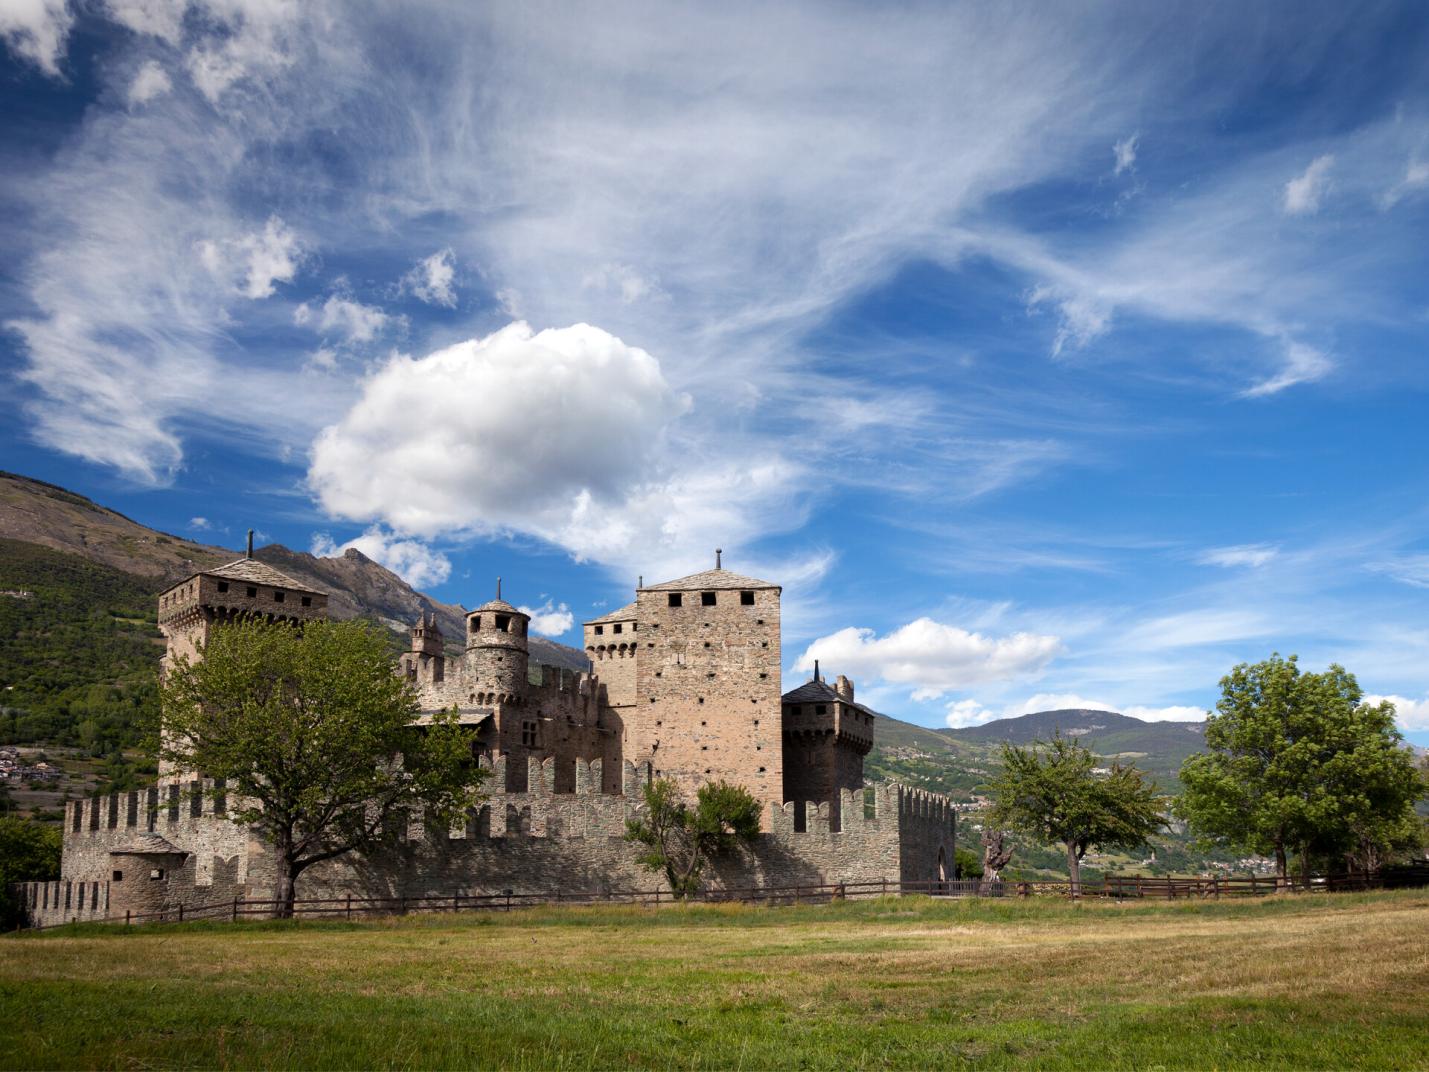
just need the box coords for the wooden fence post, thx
[232,896,239,922]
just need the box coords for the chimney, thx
[813,659,820,682]
[716,548,722,569]
[835,675,854,702]
[245,529,254,559]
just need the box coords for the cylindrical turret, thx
[465,595,530,705]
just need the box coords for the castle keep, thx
[21,549,954,925]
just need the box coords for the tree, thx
[979,829,1013,891]
[987,734,1166,895]
[625,778,762,899]
[1177,654,1425,884]
[953,847,984,881]
[160,618,485,917]
[0,816,62,929]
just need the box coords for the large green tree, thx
[987,734,1166,895]
[0,816,62,929]
[160,618,485,916]
[625,778,762,899]
[1177,654,1424,883]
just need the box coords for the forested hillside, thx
[0,538,161,754]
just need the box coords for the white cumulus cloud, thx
[1283,154,1334,215]
[519,600,575,637]
[311,526,451,589]
[797,618,1063,702]
[294,295,390,344]
[0,0,72,77]
[198,216,303,300]
[188,516,212,530]
[403,249,458,308]
[309,321,811,580]
[1196,543,1279,568]
[1362,694,1429,732]
[127,59,172,104]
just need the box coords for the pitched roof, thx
[585,602,637,625]
[782,679,840,704]
[641,568,779,592]
[781,677,878,718]
[191,557,326,595]
[109,833,187,856]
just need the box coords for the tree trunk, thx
[1066,842,1081,899]
[1275,844,1288,889]
[273,843,298,919]
[1299,845,1311,891]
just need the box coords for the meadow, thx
[3,890,1427,1070]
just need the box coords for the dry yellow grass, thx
[3,890,1428,1069]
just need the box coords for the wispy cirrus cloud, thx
[1196,544,1280,569]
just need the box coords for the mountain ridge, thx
[0,471,590,672]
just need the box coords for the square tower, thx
[627,565,782,811]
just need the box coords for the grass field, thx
[3,891,1428,1070]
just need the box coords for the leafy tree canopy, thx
[987,734,1166,892]
[160,618,485,915]
[0,816,62,928]
[1177,654,1425,880]
[625,778,762,899]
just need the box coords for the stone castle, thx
[21,547,955,926]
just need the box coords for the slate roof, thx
[641,568,779,592]
[470,598,522,614]
[781,677,880,719]
[584,602,638,625]
[109,833,187,856]
[199,557,325,595]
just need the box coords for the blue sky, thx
[3,2,1428,742]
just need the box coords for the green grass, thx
[4,891,1427,1069]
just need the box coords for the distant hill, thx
[946,707,1206,783]
[865,707,1208,798]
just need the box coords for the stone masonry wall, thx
[629,586,784,814]
[27,758,954,924]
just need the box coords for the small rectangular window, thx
[112,870,123,882]
[740,591,755,606]
[496,614,511,631]
[668,593,682,607]
[149,869,165,881]
[613,623,622,634]
[701,591,717,606]
[301,596,312,607]
[217,581,229,593]
[521,720,537,747]
[471,616,480,631]
[273,590,285,603]
[246,586,257,598]
[594,625,604,635]
[816,704,827,715]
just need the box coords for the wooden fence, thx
[21,864,1429,931]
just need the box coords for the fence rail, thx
[21,864,1429,931]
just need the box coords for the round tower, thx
[464,584,530,706]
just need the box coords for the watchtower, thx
[627,552,783,812]
[155,531,328,779]
[399,611,445,685]
[780,661,874,828]
[156,531,328,676]
[464,582,530,706]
